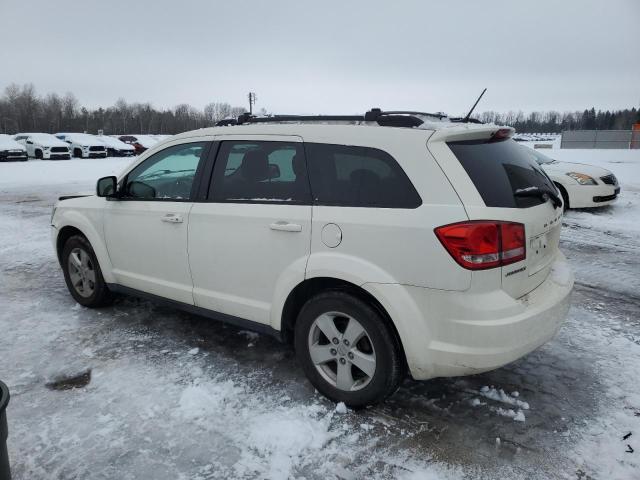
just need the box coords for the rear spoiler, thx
[428,125,515,144]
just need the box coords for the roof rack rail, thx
[215,108,457,128]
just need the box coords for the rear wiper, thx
[514,186,563,209]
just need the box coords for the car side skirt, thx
[106,283,283,341]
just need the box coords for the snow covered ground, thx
[1,151,639,479]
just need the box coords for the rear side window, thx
[447,138,556,208]
[209,141,311,203]
[305,143,421,208]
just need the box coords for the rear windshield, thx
[447,138,555,208]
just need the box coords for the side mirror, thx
[26,140,33,145]
[97,176,117,197]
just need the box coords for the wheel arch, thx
[56,225,85,263]
[279,277,408,368]
[54,212,115,283]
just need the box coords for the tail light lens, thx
[435,221,526,270]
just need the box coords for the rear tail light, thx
[434,221,526,270]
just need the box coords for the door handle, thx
[161,213,183,223]
[269,221,302,232]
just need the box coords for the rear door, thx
[188,136,312,325]
[429,130,563,298]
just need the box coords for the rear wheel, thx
[61,235,112,307]
[73,148,83,158]
[35,149,42,159]
[295,291,404,408]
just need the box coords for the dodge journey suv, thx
[51,110,574,407]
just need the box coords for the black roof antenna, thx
[461,88,487,123]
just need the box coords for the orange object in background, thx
[632,124,640,149]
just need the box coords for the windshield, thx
[526,148,556,165]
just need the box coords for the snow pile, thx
[494,407,526,423]
[478,386,530,410]
[243,407,336,479]
[176,380,242,420]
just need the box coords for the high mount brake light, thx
[434,221,526,270]
[490,128,514,141]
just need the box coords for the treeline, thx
[477,107,639,133]
[0,83,247,135]
[0,83,638,135]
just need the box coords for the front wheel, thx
[61,235,112,307]
[295,291,404,408]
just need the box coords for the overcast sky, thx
[1,0,638,116]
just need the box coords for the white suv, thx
[51,111,574,407]
[14,133,71,160]
[55,133,108,159]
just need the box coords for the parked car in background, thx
[55,133,107,159]
[96,135,136,157]
[0,134,28,161]
[117,135,158,155]
[52,113,574,407]
[14,133,71,160]
[525,147,620,209]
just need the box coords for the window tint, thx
[209,141,310,203]
[124,142,207,200]
[305,143,421,208]
[447,138,556,208]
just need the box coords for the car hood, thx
[0,138,26,151]
[69,139,105,147]
[26,136,69,147]
[540,160,613,178]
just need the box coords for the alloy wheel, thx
[307,312,377,391]
[67,247,96,298]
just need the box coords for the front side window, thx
[209,141,310,203]
[305,143,422,208]
[124,142,207,200]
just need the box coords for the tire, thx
[61,235,112,308]
[295,290,404,408]
[73,148,83,158]
[35,150,42,160]
[555,183,569,211]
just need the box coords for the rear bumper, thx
[364,251,574,380]
[566,183,620,208]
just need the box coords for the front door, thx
[103,141,210,304]
[188,137,312,325]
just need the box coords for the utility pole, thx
[248,92,257,115]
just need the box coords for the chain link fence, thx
[561,130,637,149]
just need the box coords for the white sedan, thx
[526,148,620,209]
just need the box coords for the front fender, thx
[54,204,114,283]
